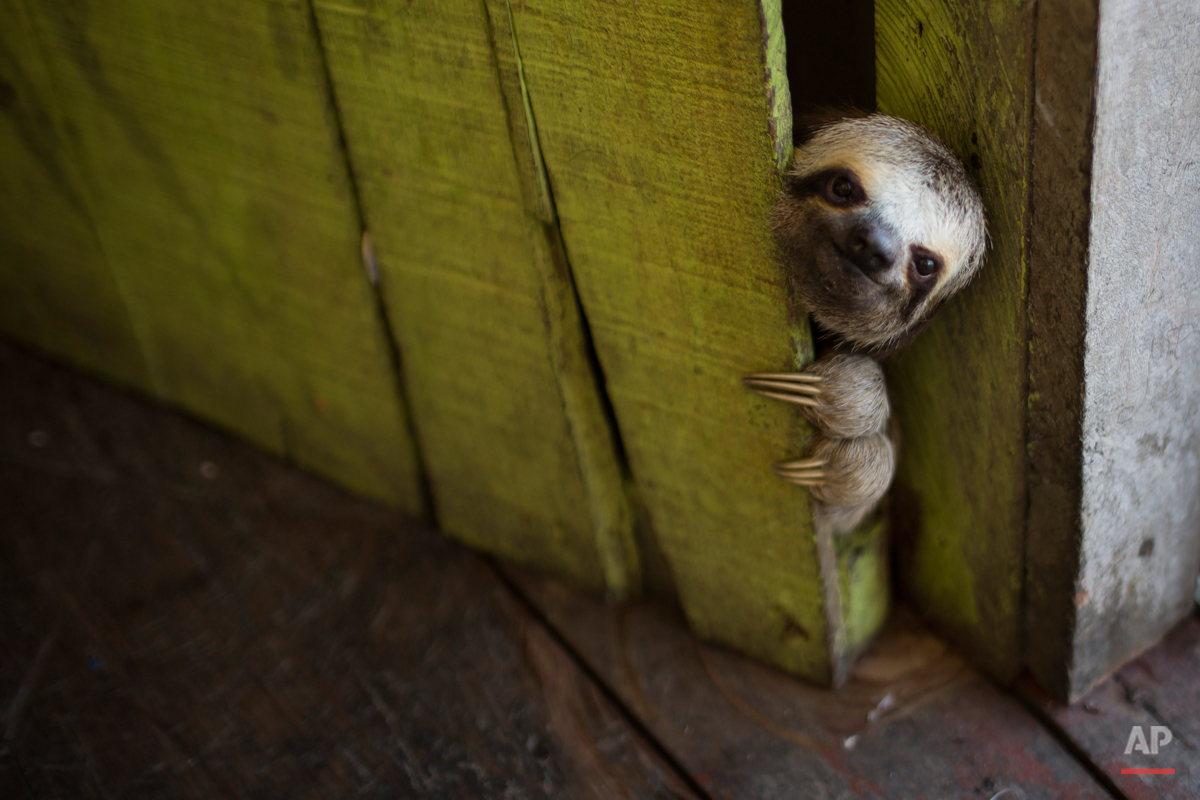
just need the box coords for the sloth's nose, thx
[845,223,901,278]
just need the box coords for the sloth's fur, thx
[760,114,986,534]
[799,354,890,439]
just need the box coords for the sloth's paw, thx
[742,353,888,439]
[744,354,894,534]
[772,432,895,510]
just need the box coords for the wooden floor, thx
[0,339,1195,799]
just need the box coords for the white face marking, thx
[790,118,985,305]
[863,161,968,283]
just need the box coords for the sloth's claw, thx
[775,456,824,469]
[742,373,822,408]
[743,372,823,383]
[743,355,894,532]
[779,477,824,486]
[776,468,824,478]
[772,458,826,485]
[745,389,820,407]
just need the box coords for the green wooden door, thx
[0,0,892,686]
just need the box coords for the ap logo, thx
[1125,725,1174,755]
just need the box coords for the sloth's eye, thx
[910,248,942,280]
[820,170,864,207]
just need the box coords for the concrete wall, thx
[1073,0,1200,694]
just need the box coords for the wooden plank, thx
[16,0,422,508]
[1019,615,1200,800]
[0,340,698,800]
[499,0,885,684]
[509,568,1114,800]
[1022,0,1098,702]
[308,0,637,594]
[0,1,149,390]
[876,0,1034,681]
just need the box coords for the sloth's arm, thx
[744,353,895,534]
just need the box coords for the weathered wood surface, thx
[0,2,149,391]
[1020,615,1200,800]
[1023,0,1100,703]
[310,0,636,594]
[509,568,1113,800]
[501,0,886,685]
[5,0,422,508]
[876,0,1034,682]
[0,340,697,800]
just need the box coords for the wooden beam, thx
[1023,0,1100,703]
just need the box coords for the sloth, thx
[744,114,987,534]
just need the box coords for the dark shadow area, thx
[782,0,876,128]
[0,338,699,800]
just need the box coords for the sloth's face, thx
[772,116,986,350]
